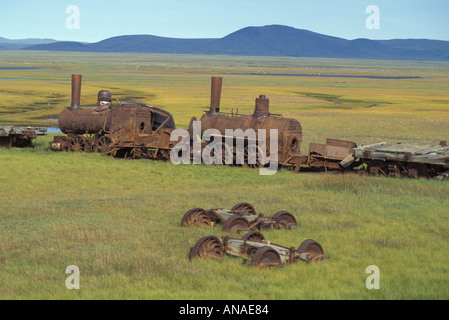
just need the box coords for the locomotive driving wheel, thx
[129,148,148,159]
[272,211,298,229]
[207,142,234,165]
[241,231,265,242]
[406,163,428,179]
[367,160,388,176]
[243,145,267,168]
[222,215,251,233]
[249,246,282,268]
[188,236,224,260]
[221,142,234,165]
[231,202,256,216]
[181,208,213,227]
[69,135,87,152]
[297,239,327,262]
[95,136,113,154]
[242,232,266,257]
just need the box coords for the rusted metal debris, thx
[194,76,304,168]
[345,142,449,179]
[47,74,449,180]
[49,74,177,159]
[0,126,47,148]
[181,202,297,232]
[49,74,353,169]
[188,232,329,268]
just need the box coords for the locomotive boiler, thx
[50,74,177,159]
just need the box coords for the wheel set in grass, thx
[181,202,298,233]
[188,231,329,268]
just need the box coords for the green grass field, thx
[0,51,448,299]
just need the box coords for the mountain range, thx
[2,25,449,61]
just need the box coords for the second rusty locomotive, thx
[190,76,304,167]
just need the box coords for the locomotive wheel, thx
[221,142,234,166]
[188,236,224,260]
[242,232,265,257]
[407,163,428,179]
[207,142,233,165]
[231,202,256,216]
[249,246,282,268]
[243,145,266,168]
[69,135,87,152]
[272,211,298,229]
[114,148,133,159]
[367,160,388,176]
[181,208,213,227]
[95,136,113,154]
[130,148,147,159]
[242,231,265,242]
[297,239,326,262]
[222,216,251,233]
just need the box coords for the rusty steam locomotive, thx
[49,74,354,171]
[48,74,449,179]
[51,74,177,160]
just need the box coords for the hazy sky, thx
[1,0,449,42]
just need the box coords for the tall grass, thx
[0,135,448,299]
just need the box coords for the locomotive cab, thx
[106,103,175,143]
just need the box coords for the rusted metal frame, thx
[357,152,448,166]
[207,209,291,230]
[224,238,292,264]
[152,132,166,159]
[280,155,294,167]
[210,209,263,230]
[209,133,258,142]
[154,117,171,133]
[209,209,235,221]
[352,142,449,167]
[207,210,227,223]
[270,217,296,230]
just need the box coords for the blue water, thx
[0,67,43,80]
[0,67,42,70]
[239,73,422,80]
[47,127,61,134]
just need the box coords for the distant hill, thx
[25,41,93,52]
[0,37,58,50]
[16,25,449,61]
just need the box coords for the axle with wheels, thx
[181,202,298,232]
[188,231,329,268]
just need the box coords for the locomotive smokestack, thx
[70,74,82,110]
[209,76,222,114]
[253,95,270,117]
